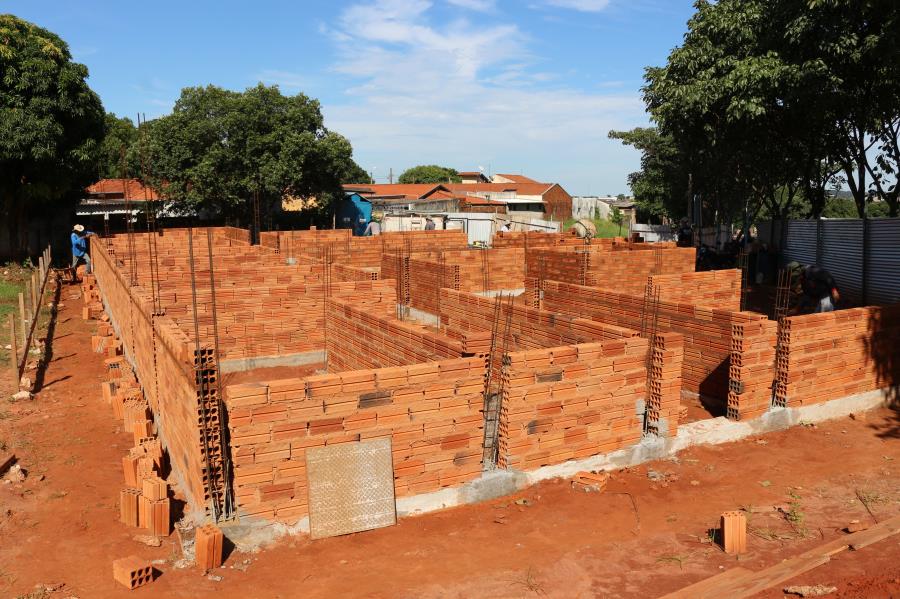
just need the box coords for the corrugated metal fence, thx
[757,217,900,306]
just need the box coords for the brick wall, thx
[391,248,527,315]
[326,297,465,372]
[498,338,648,469]
[92,238,216,510]
[648,269,742,310]
[541,280,774,418]
[224,357,487,522]
[525,245,696,295]
[773,305,900,408]
[541,184,573,221]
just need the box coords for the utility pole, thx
[389,168,393,184]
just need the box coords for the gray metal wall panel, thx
[868,219,900,305]
[820,219,864,304]
[784,220,817,265]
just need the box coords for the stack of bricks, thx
[224,356,487,522]
[498,337,650,469]
[648,269,742,310]
[326,297,464,372]
[95,321,172,538]
[727,319,778,420]
[774,304,900,408]
[541,279,772,418]
[81,274,104,320]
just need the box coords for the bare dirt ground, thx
[1,296,898,598]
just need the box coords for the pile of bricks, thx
[80,274,104,320]
[498,338,649,469]
[326,297,465,372]
[224,356,487,522]
[773,304,900,407]
[90,310,172,538]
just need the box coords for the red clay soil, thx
[1,296,898,598]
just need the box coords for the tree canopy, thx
[97,113,139,179]
[397,165,461,184]
[0,14,105,256]
[615,0,900,225]
[142,84,357,222]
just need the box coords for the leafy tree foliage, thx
[142,84,356,220]
[397,165,461,184]
[342,161,373,184]
[0,14,105,256]
[618,0,900,224]
[609,128,689,222]
[97,113,139,179]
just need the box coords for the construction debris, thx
[571,471,610,493]
[783,584,838,597]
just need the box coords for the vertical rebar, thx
[187,227,219,520]
[206,229,234,518]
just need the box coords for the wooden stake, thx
[18,292,26,347]
[8,314,18,382]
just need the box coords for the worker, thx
[71,224,94,277]
[363,216,381,237]
[424,217,436,231]
[792,264,841,314]
[676,218,693,247]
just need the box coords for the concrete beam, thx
[219,350,325,374]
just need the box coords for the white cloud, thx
[446,0,496,10]
[544,0,611,12]
[323,0,645,192]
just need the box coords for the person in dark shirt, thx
[676,218,693,247]
[796,265,840,313]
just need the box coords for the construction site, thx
[1,225,899,598]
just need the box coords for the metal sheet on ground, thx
[306,438,396,540]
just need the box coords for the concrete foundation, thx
[221,387,891,550]
[219,350,325,374]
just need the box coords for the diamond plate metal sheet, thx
[305,438,396,540]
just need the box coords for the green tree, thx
[636,0,900,226]
[98,113,139,179]
[0,14,105,257]
[608,127,689,222]
[142,84,355,223]
[397,165,461,184]
[609,206,625,235]
[342,161,373,184]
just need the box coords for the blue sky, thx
[6,0,696,195]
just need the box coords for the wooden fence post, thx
[18,292,27,347]
[8,314,17,384]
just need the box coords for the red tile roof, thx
[86,178,161,200]
[494,174,542,184]
[344,183,444,200]
[442,182,555,196]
